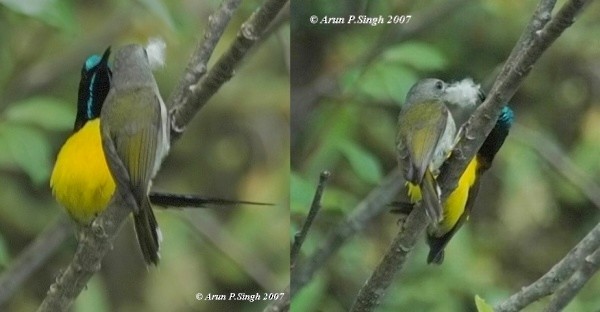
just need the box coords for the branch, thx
[36,0,288,310]
[165,0,242,119]
[544,248,600,312]
[37,191,132,311]
[495,222,600,311]
[0,217,71,306]
[438,0,590,198]
[169,0,290,139]
[349,206,428,312]
[290,169,405,297]
[290,171,330,266]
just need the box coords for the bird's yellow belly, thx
[407,158,478,234]
[50,119,115,223]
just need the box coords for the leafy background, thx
[0,0,289,311]
[291,0,600,311]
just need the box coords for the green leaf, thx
[382,41,447,71]
[0,0,77,33]
[138,0,176,30]
[337,139,383,184]
[475,295,494,312]
[5,97,74,131]
[0,123,51,184]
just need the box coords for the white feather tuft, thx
[145,37,166,70]
[444,78,481,107]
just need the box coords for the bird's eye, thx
[435,81,444,90]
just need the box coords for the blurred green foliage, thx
[291,0,600,311]
[0,0,289,311]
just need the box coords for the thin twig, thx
[36,0,288,310]
[494,222,600,312]
[290,171,330,266]
[544,248,600,312]
[290,169,405,297]
[0,217,71,306]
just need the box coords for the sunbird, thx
[98,44,170,265]
[51,44,270,265]
[396,78,480,222]
[393,77,513,263]
[425,105,513,264]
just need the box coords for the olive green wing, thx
[396,99,449,184]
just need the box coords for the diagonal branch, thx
[438,0,590,197]
[170,0,290,139]
[544,248,600,312]
[36,0,289,310]
[350,205,428,312]
[165,0,243,116]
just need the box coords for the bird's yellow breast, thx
[407,158,479,233]
[50,119,115,223]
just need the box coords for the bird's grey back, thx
[111,44,156,90]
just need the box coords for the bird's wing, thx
[397,99,449,183]
[103,88,161,206]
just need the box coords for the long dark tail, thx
[148,192,273,208]
[133,196,160,265]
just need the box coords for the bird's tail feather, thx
[421,170,443,223]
